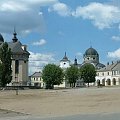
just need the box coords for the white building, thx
[96,61,120,86]
[60,52,71,69]
[29,72,44,88]
[55,52,71,88]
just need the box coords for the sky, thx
[0,0,120,74]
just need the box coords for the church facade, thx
[0,32,30,86]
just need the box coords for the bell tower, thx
[60,52,70,69]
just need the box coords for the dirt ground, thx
[0,87,120,117]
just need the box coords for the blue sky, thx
[0,0,120,74]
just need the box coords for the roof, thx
[84,47,98,56]
[97,61,119,72]
[60,52,70,62]
[8,41,30,55]
[96,63,105,68]
[30,72,42,77]
[0,33,30,55]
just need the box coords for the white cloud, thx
[76,52,82,57]
[29,51,55,74]
[112,36,120,41]
[72,2,120,29]
[33,39,47,46]
[48,2,71,16]
[107,48,120,59]
[0,0,58,34]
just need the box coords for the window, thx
[102,73,104,76]
[108,72,109,75]
[15,60,19,74]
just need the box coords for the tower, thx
[60,52,70,69]
[8,30,30,86]
[74,57,78,65]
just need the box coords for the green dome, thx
[84,47,98,56]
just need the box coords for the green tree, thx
[65,65,79,87]
[0,42,12,87]
[80,63,96,87]
[42,64,64,89]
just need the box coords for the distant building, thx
[82,47,105,69]
[0,32,30,86]
[60,52,71,69]
[96,61,120,86]
[29,72,44,88]
[59,47,105,88]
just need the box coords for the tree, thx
[80,63,96,87]
[65,65,79,87]
[42,64,64,89]
[0,42,12,87]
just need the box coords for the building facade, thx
[0,32,30,86]
[29,72,44,88]
[96,61,120,86]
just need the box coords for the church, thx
[59,47,106,87]
[0,32,30,86]
[60,47,105,69]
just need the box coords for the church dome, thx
[84,47,98,56]
[0,34,4,43]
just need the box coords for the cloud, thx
[72,2,120,29]
[48,2,120,29]
[107,48,120,59]
[29,51,55,74]
[76,52,82,57]
[0,0,58,34]
[48,2,71,16]
[33,39,47,46]
[112,36,120,41]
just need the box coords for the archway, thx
[97,79,100,87]
[107,79,111,85]
[102,79,105,86]
[112,78,116,85]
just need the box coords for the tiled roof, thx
[30,72,42,77]
[97,61,119,72]
[8,41,30,55]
